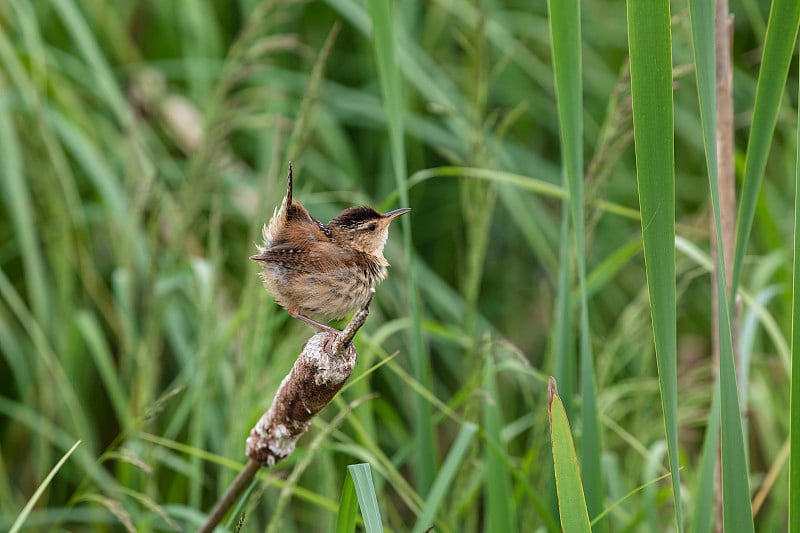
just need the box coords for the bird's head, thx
[328,206,410,256]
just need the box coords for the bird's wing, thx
[250,242,351,272]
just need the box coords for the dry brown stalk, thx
[198,296,371,532]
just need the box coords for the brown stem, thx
[245,330,358,466]
[198,459,260,533]
[712,2,736,531]
[332,291,373,356]
[198,299,370,532]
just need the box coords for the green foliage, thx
[349,464,382,533]
[335,466,358,533]
[0,0,796,531]
[547,0,604,526]
[8,440,81,533]
[547,378,591,533]
[625,0,682,530]
[792,67,800,533]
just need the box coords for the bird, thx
[250,163,410,333]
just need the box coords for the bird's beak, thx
[384,207,411,219]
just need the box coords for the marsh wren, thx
[250,163,410,333]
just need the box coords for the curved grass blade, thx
[411,423,478,533]
[591,470,674,527]
[9,440,81,533]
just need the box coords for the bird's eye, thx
[366,223,377,231]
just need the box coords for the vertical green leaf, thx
[686,1,722,531]
[687,0,756,529]
[336,466,359,533]
[412,423,478,533]
[625,0,683,529]
[367,0,436,495]
[50,0,134,129]
[483,358,517,533]
[686,1,723,532]
[546,0,603,523]
[348,463,383,533]
[789,63,800,533]
[0,79,49,328]
[717,285,755,533]
[548,377,591,533]
[692,379,721,533]
[552,207,575,418]
[731,0,800,299]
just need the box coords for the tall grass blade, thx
[50,0,133,128]
[75,312,129,429]
[691,379,721,533]
[686,0,723,529]
[0,79,49,328]
[552,207,575,418]
[412,423,478,533]
[367,0,436,495]
[548,206,573,524]
[717,308,755,533]
[625,0,683,529]
[731,0,800,298]
[546,0,603,523]
[789,66,800,533]
[591,471,675,527]
[483,355,516,532]
[335,469,358,533]
[347,463,383,533]
[547,377,591,533]
[688,0,756,529]
[9,440,81,533]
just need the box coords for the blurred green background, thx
[0,0,794,531]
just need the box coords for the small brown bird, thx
[251,163,410,333]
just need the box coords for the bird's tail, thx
[260,162,293,249]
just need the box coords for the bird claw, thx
[289,312,342,335]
